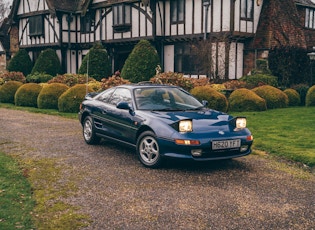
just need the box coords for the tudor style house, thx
[3,0,315,80]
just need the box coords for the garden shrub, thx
[31,48,62,76]
[228,88,267,112]
[37,83,69,109]
[283,88,301,106]
[150,72,194,92]
[101,72,131,90]
[252,85,288,109]
[26,72,53,83]
[58,84,94,113]
[190,86,228,112]
[210,84,226,91]
[48,73,95,87]
[0,71,26,84]
[291,84,309,106]
[121,40,160,83]
[191,78,210,87]
[305,85,315,106]
[240,74,278,89]
[6,49,33,76]
[78,42,111,81]
[0,81,23,103]
[223,80,247,90]
[15,83,42,107]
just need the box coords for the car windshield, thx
[134,87,203,111]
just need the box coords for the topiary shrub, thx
[14,83,42,107]
[240,74,278,89]
[6,49,33,76]
[150,72,194,92]
[31,48,62,76]
[252,85,289,109]
[0,71,26,84]
[291,84,309,106]
[283,88,301,106]
[58,84,94,113]
[305,85,315,106]
[26,72,53,83]
[190,86,228,112]
[121,40,160,83]
[0,81,23,103]
[228,88,267,112]
[78,43,111,81]
[37,83,69,109]
[48,73,95,87]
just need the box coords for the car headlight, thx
[236,117,247,129]
[179,120,193,132]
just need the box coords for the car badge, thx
[218,131,225,135]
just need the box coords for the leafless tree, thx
[0,0,10,21]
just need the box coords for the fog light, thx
[240,145,249,152]
[191,149,202,157]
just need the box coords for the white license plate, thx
[212,139,241,150]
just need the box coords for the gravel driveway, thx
[0,108,314,230]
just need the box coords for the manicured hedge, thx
[190,85,228,112]
[252,85,288,109]
[283,88,301,106]
[14,83,42,107]
[58,84,94,113]
[37,83,69,109]
[0,81,23,104]
[228,88,267,112]
[306,85,315,106]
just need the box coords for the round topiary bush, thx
[283,88,301,106]
[58,84,94,113]
[252,85,288,109]
[37,83,69,109]
[305,85,315,106]
[228,88,267,112]
[15,83,42,107]
[78,43,112,81]
[121,40,160,83]
[0,81,23,103]
[6,49,33,76]
[190,86,228,112]
[31,48,62,76]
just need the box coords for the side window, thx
[171,0,185,24]
[108,88,132,106]
[241,0,253,20]
[305,8,315,29]
[81,11,95,33]
[96,88,115,102]
[29,15,44,37]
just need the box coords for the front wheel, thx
[136,131,163,168]
[83,116,101,145]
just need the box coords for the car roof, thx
[116,82,180,90]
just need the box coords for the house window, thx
[174,44,199,74]
[81,11,95,33]
[171,0,185,24]
[305,8,315,29]
[29,15,44,37]
[113,4,131,32]
[241,0,253,20]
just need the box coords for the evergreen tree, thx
[78,42,112,81]
[31,48,62,76]
[7,49,33,76]
[121,40,160,83]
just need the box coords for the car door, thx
[99,88,138,144]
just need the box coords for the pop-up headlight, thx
[179,120,193,132]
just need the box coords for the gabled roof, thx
[46,0,92,15]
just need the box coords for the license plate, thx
[212,139,241,150]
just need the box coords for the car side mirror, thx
[117,101,135,115]
[202,100,208,107]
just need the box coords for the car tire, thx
[83,116,101,145]
[136,131,163,168]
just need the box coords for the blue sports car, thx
[78,83,253,168]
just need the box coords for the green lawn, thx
[233,107,315,167]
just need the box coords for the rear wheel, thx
[83,116,101,144]
[136,131,163,168]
